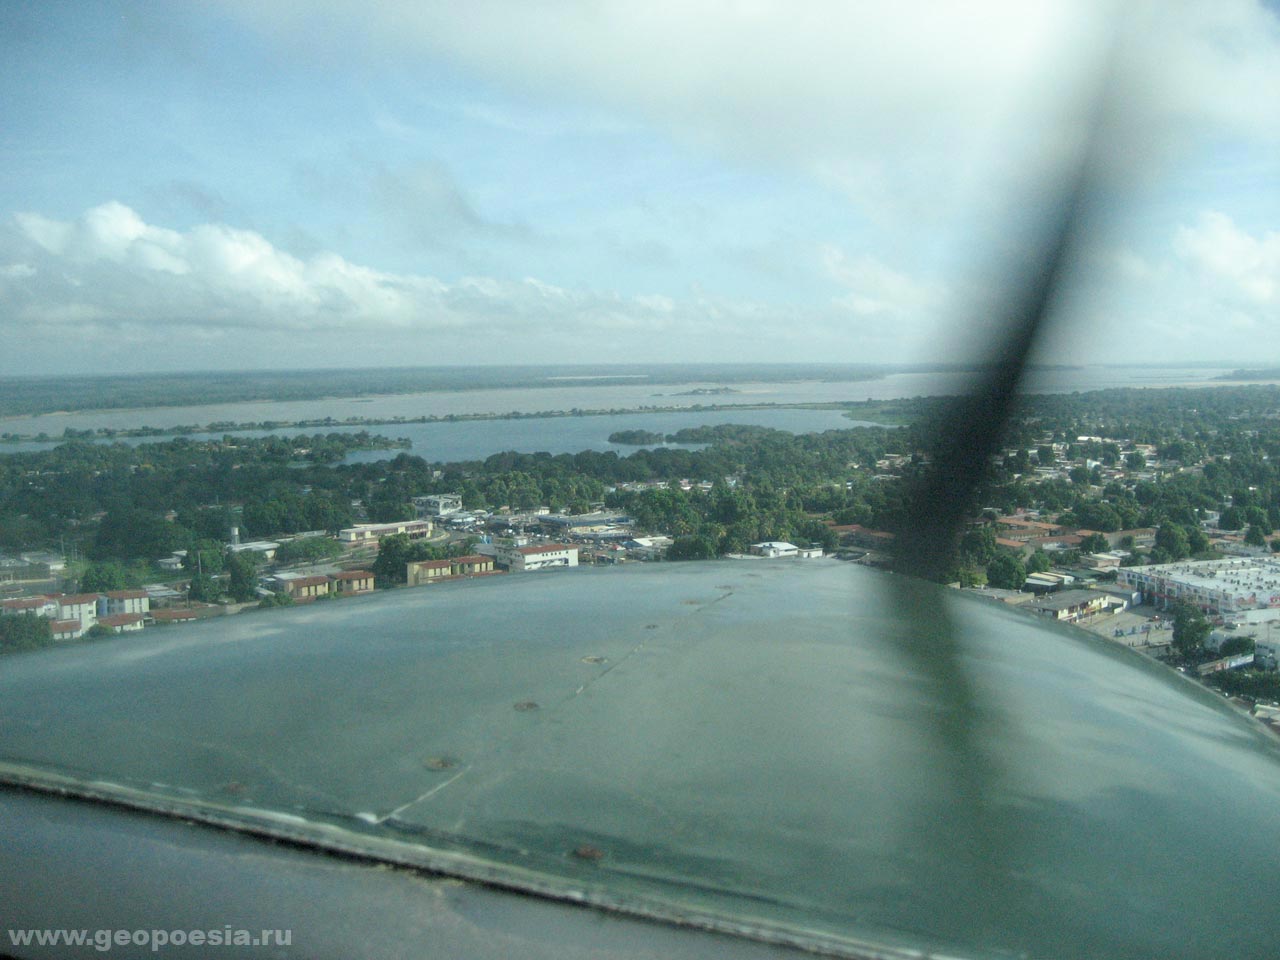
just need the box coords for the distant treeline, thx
[0,361,1082,419]
[609,424,789,445]
[1214,369,1280,382]
[0,364,894,418]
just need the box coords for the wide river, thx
[0,365,1254,463]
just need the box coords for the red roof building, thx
[97,613,145,633]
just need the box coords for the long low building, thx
[273,570,376,600]
[339,520,433,545]
[1025,589,1123,623]
[406,555,496,586]
[1117,557,1280,615]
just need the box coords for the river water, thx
[0,365,1249,462]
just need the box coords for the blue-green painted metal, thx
[2,561,1278,958]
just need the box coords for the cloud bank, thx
[1,202,832,370]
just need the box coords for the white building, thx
[0,597,58,618]
[626,536,673,560]
[158,550,187,572]
[338,519,433,545]
[1024,572,1075,594]
[417,494,463,517]
[750,542,799,558]
[227,540,280,560]
[103,589,150,617]
[56,594,102,636]
[497,543,579,572]
[97,613,145,634]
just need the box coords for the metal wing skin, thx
[3,561,1280,960]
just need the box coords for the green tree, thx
[1219,506,1244,530]
[667,534,718,561]
[1244,506,1271,534]
[183,539,225,577]
[1005,448,1031,475]
[1026,550,1053,574]
[986,552,1027,590]
[1219,634,1255,657]
[368,497,415,523]
[226,550,260,602]
[1078,532,1110,554]
[91,508,190,561]
[273,537,344,564]
[1072,501,1121,532]
[1245,524,1267,547]
[187,573,219,602]
[1125,451,1147,470]
[0,614,53,653]
[959,527,998,566]
[1171,601,1210,659]
[79,561,132,593]
[1154,524,1191,561]
[372,534,416,586]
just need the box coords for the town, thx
[5,385,1280,725]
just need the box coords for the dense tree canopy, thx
[0,614,53,653]
[226,550,260,602]
[6,385,1280,582]
[986,552,1027,590]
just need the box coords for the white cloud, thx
[1109,248,1158,283]
[822,246,946,319]
[220,1,1108,217]
[216,1,1280,221]
[1110,2,1280,148]
[0,263,35,280]
[13,213,72,255]
[1173,212,1279,306]
[1,203,802,366]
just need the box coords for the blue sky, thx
[1,1,1277,374]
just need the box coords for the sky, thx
[0,0,1277,375]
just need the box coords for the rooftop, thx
[1,597,52,610]
[97,613,144,628]
[57,593,104,606]
[287,575,332,588]
[516,543,576,555]
[1121,557,1280,599]
[1027,589,1110,613]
